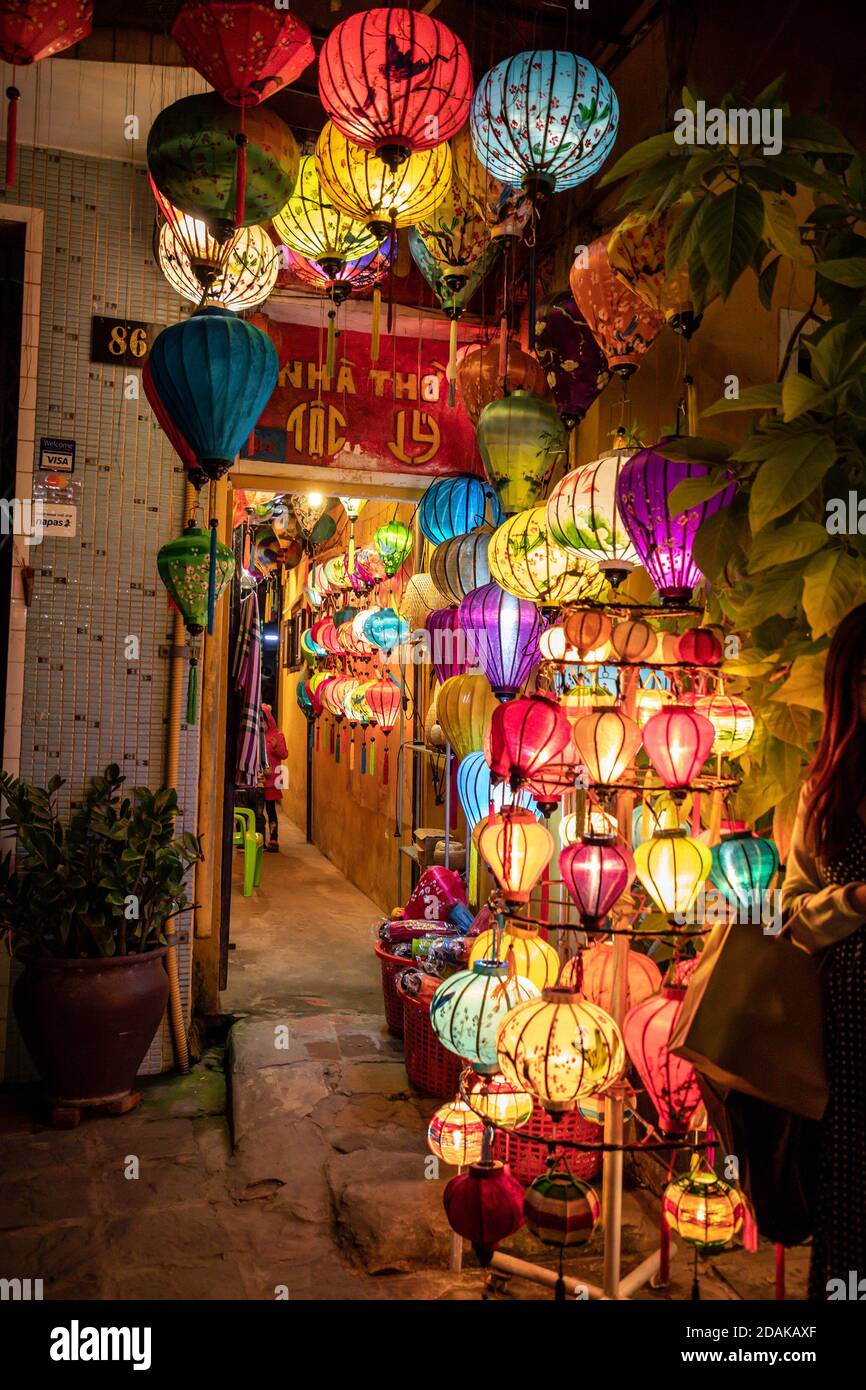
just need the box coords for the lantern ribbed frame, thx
[662,1161,744,1250]
[458,582,543,700]
[524,1170,600,1248]
[170,0,314,107]
[623,985,704,1133]
[563,609,613,658]
[429,529,492,604]
[488,506,608,606]
[365,678,402,733]
[273,154,379,266]
[562,942,662,1012]
[476,811,555,904]
[559,835,635,928]
[427,1099,486,1167]
[157,222,279,311]
[419,474,503,546]
[709,830,779,913]
[496,987,626,1116]
[570,236,664,375]
[611,619,656,664]
[540,626,581,664]
[435,673,498,761]
[572,706,641,786]
[546,451,639,572]
[374,520,413,577]
[316,121,453,233]
[487,693,573,791]
[642,704,715,789]
[477,391,566,515]
[431,961,539,1074]
[463,1070,534,1130]
[443,1160,525,1265]
[469,925,560,991]
[693,693,755,756]
[677,627,725,665]
[633,828,711,917]
[456,750,538,832]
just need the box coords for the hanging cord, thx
[387,210,397,334]
[234,102,247,229]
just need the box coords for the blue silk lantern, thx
[709,831,780,914]
[363,606,408,652]
[457,750,539,832]
[419,473,503,546]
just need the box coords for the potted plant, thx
[0,764,201,1119]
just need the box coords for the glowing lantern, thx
[642,705,715,789]
[452,126,528,236]
[157,522,235,724]
[456,750,538,833]
[562,943,662,1013]
[280,241,392,302]
[631,795,684,849]
[400,572,449,629]
[570,235,664,377]
[486,694,573,791]
[431,960,539,1074]
[678,627,725,666]
[429,530,492,604]
[477,811,554,904]
[496,988,626,1117]
[425,608,472,684]
[469,925,560,991]
[477,392,566,514]
[611,619,656,664]
[540,627,580,664]
[560,836,635,928]
[427,1099,485,1167]
[374,520,413,577]
[273,153,378,270]
[636,684,674,728]
[563,610,613,660]
[436,674,498,760]
[608,202,710,339]
[157,222,279,311]
[458,582,543,700]
[363,607,408,652]
[456,339,549,426]
[624,985,704,1132]
[420,474,503,546]
[414,174,494,290]
[488,507,607,607]
[692,693,754,757]
[634,828,711,917]
[351,609,379,653]
[443,1160,525,1266]
[573,707,641,786]
[1,0,93,187]
[463,1071,533,1130]
[710,830,779,913]
[546,448,640,580]
[316,121,453,239]
[662,1158,744,1250]
[525,744,581,813]
[365,677,402,784]
[616,447,737,603]
[524,1170,600,1248]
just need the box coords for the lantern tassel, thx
[382,739,389,785]
[326,307,337,380]
[349,729,355,771]
[329,721,334,755]
[186,652,199,726]
[335,725,341,764]
[360,735,367,775]
[369,739,375,777]
[387,213,397,335]
[5,84,20,188]
[447,315,458,408]
[370,287,381,363]
[234,106,247,230]
[207,517,218,636]
[315,719,320,753]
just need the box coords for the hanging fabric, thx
[234,589,264,785]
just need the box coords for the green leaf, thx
[760,193,807,262]
[598,132,682,187]
[781,114,855,154]
[700,184,765,298]
[813,258,866,287]
[668,477,734,514]
[770,653,827,712]
[727,569,803,626]
[752,74,787,110]
[747,521,828,573]
[780,372,831,421]
[761,701,816,752]
[703,383,783,416]
[658,435,733,465]
[665,198,705,275]
[802,549,866,638]
[757,252,782,310]
[748,434,835,532]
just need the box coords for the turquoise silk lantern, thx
[709,830,780,915]
[430,961,539,1074]
[419,473,503,546]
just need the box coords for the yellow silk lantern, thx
[692,693,755,758]
[463,1070,534,1130]
[427,1099,486,1167]
[496,988,626,1117]
[488,507,607,607]
[611,619,656,663]
[607,201,715,338]
[662,1157,744,1250]
[273,154,379,266]
[634,827,711,916]
[415,177,492,289]
[436,673,498,760]
[477,810,554,904]
[573,708,641,785]
[636,684,674,728]
[316,122,452,240]
[560,807,618,846]
[469,923,560,990]
[451,126,529,238]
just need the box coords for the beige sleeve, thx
[781,788,866,952]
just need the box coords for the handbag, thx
[669,921,828,1120]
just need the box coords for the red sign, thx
[251,319,481,477]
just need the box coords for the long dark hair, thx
[805,603,866,857]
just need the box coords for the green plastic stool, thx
[233,807,264,896]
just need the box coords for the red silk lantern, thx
[171,1,314,227]
[624,984,703,1133]
[443,1160,525,1266]
[525,742,581,814]
[1,0,93,187]
[642,705,715,790]
[570,235,664,377]
[487,694,572,792]
[677,626,724,666]
[560,836,634,929]
[318,7,472,171]
[366,677,402,785]
[456,338,549,426]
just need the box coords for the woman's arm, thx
[781,789,866,951]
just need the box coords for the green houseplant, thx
[0,765,201,1117]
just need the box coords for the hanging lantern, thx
[429,529,492,605]
[525,744,581,814]
[452,125,529,237]
[456,750,539,833]
[477,811,554,904]
[413,176,494,291]
[300,627,326,663]
[477,392,566,515]
[677,627,725,666]
[316,121,453,240]
[431,960,539,1074]
[157,222,280,311]
[562,943,662,1012]
[540,626,583,665]
[443,1160,525,1267]
[608,202,712,340]
[524,1169,600,1249]
[663,1158,744,1251]
[469,925,560,991]
[563,610,614,659]
[616,446,737,604]
[295,676,314,720]
[142,361,203,488]
[1,0,93,187]
[427,1099,485,1167]
[157,521,234,724]
[534,294,611,429]
[280,240,393,302]
[710,830,779,914]
[463,1071,534,1130]
[425,607,473,684]
[611,619,656,664]
[488,507,608,607]
[559,836,635,929]
[634,827,711,917]
[365,677,402,784]
[420,475,503,547]
[471,51,618,198]
[408,231,501,377]
[436,673,498,761]
[572,707,641,786]
[456,340,549,426]
[273,153,378,286]
[570,234,664,377]
[546,447,640,582]
[318,7,472,170]
[624,985,704,1133]
[496,987,626,1117]
[458,582,543,701]
[373,520,413,578]
[400,573,449,629]
[486,693,572,792]
[636,682,674,728]
[148,92,298,234]
[642,706,715,790]
[364,607,408,652]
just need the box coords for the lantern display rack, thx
[561,599,705,621]
[573,772,740,798]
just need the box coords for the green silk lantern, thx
[157,521,235,725]
[374,520,413,577]
[477,391,567,514]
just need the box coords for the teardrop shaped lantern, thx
[429,529,493,604]
[559,835,635,929]
[534,294,611,430]
[157,521,235,725]
[142,361,203,490]
[374,520,413,577]
[496,987,626,1117]
[709,829,779,914]
[486,693,572,791]
[318,7,472,170]
[488,506,607,607]
[456,339,549,426]
[570,235,664,377]
[435,673,498,761]
[634,827,711,918]
[642,705,715,789]
[546,446,640,581]
[477,391,566,515]
[572,707,641,786]
[425,607,473,684]
[458,582,543,701]
[409,228,502,397]
[476,810,555,904]
[431,960,539,1074]
[365,677,403,785]
[419,474,503,546]
[1,0,93,188]
[615,445,737,603]
[608,202,713,340]
[624,986,704,1133]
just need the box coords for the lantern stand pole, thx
[444,741,452,870]
[395,642,407,908]
[450,1164,464,1273]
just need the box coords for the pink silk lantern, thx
[570,234,664,377]
[525,741,581,813]
[560,835,635,928]
[487,693,572,793]
[623,984,703,1133]
[403,866,468,922]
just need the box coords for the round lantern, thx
[443,1160,525,1266]
[458,582,543,700]
[429,529,492,604]
[562,943,662,1012]
[570,234,664,376]
[546,448,640,581]
[496,988,626,1117]
[540,626,580,664]
[273,153,378,271]
[425,607,472,684]
[364,607,408,652]
[365,677,403,784]
[634,827,711,918]
[524,1169,600,1248]
[663,1158,744,1250]
[477,391,566,514]
[463,1071,534,1130]
[476,811,555,904]
[408,232,501,380]
[636,682,674,728]
[157,521,235,724]
[157,221,279,311]
[609,620,655,665]
[419,474,503,546]
[678,627,725,666]
[534,293,611,429]
[525,744,581,813]
[488,507,607,607]
[400,572,449,629]
[1,0,93,187]
[572,707,641,786]
[710,830,779,913]
[559,836,635,929]
[427,1099,485,1167]
[374,520,413,577]
[456,750,539,833]
[281,240,392,301]
[624,985,704,1132]
[456,339,549,426]
[616,447,737,603]
[431,960,539,1074]
[563,610,614,659]
[486,693,573,791]
[171,3,314,105]
[469,924,560,991]
[471,51,618,196]
[295,676,314,720]
[642,705,715,790]
[316,121,453,239]
[692,693,754,758]
[318,7,472,169]
[148,92,298,233]
[436,674,498,761]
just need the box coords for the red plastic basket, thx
[401,992,463,1098]
[374,941,407,1038]
[493,1102,601,1185]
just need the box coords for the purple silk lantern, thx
[458,582,543,701]
[425,606,473,684]
[616,445,737,603]
[534,293,611,429]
